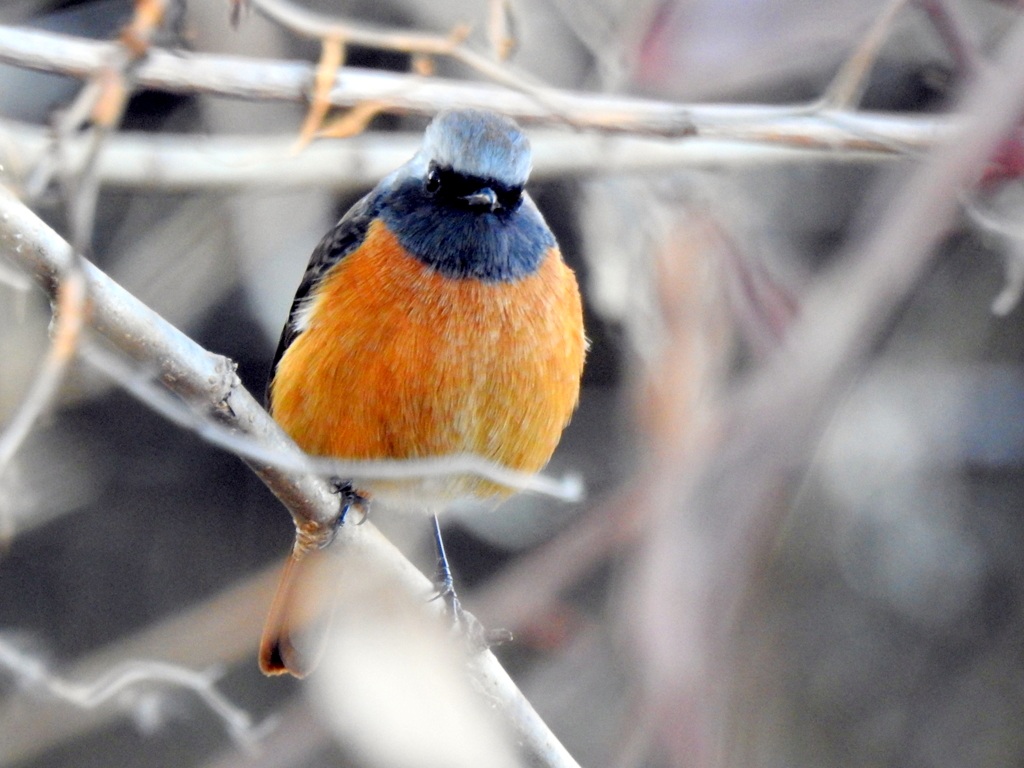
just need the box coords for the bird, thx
[259,109,587,677]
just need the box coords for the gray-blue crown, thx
[421,110,532,188]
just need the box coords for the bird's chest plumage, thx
[270,219,585,502]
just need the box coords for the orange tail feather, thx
[259,547,338,677]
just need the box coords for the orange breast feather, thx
[270,219,586,502]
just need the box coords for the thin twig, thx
[247,0,483,64]
[0,637,271,752]
[0,185,580,768]
[77,340,582,500]
[198,699,331,768]
[820,0,912,109]
[0,267,86,544]
[486,0,517,61]
[916,0,987,76]
[246,0,566,117]
[961,192,1024,314]
[30,0,168,224]
[292,35,345,150]
[0,10,131,504]
[0,565,281,765]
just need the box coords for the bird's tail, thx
[259,544,339,677]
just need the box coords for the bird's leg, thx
[430,514,513,651]
[431,513,463,620]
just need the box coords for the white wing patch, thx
[291,293,321,336]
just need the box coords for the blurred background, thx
[2,0,1024,766]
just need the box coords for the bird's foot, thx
[431,564,512,652]
[429,514,511,651]
[329,478,369,526]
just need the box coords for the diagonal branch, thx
[0,268,86,543]
[246,0,554,104]
[916,0,987,76]
[0,184,580,768]
[821,0,911,109]
[77,342,582,500]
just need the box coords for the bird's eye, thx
[425,168,441,194]
[500,188,523,211]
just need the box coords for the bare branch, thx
[247,0,481,61]
[0,565,280,765]
[77,341,582,500]
[31,0,171,238]
[0,185,580,768]
[292,35,345,149]
[0,0,186,527]
[0,118,903,194]
[199,700,332,768]
[0,24,950,147]
[486,0,517,62]
[0,1,178,539]
[246,0,561,112]
[0,636,271,752]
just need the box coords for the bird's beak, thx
[463,187,499,211]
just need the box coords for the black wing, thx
[265,190,381,408]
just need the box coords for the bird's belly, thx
[269,220,585,505]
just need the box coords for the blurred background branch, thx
[0,565,280,765]
[0,117,903,191]
[636,14,1024,764]
[0,637,271,752]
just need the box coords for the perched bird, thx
[259,109,587,677]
